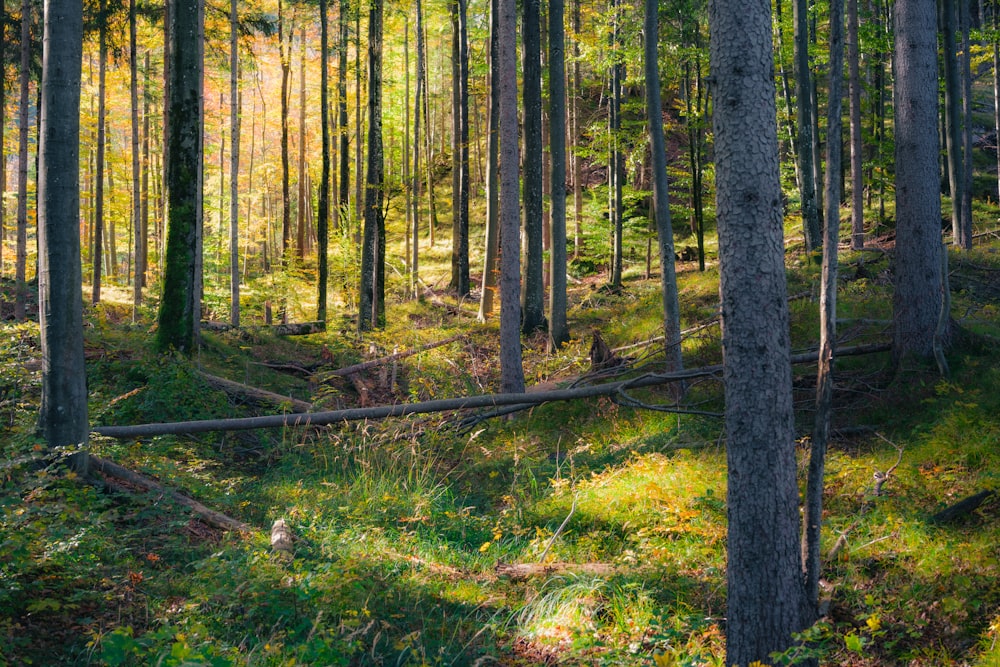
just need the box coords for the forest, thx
[2,0,1000,661]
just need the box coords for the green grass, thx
[4,200,1000,666]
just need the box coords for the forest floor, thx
[3,213,1000,666]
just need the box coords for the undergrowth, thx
[2,226,1000,666]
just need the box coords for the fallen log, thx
[91,343,891,439]
[494,561,618,580]
[318,333,465,381]
[199,372,313,413]
[89,456,251,533]
[929,489,996,524]
[201,320,326,336]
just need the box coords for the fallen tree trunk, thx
[199,372,313,413]
[89,456,252,533]
[91,343,890,439]
[318,334,465,380]
[202,320,326,336]
[494,561,618,580]
[929,489,995,524]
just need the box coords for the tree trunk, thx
[297,25,307,258]
[478,0,500,321]
[92,0,108,302]
[994,5,1000,207]
[794,0,820,251]
[848,0,865,249]
[609,0,624,290]
[499,0,525,393]
[942,0,964,247]
[958,0,973,249]
[130,0,142,314]
[156,0,204,353]
[15,0,31,321]
[230,0,241,326]
[548,0,569,350]
[279,0,291,257]
[359,0,385,331]
[645,0,682,373]
[317,0,329,322]
[38,0,88,475]
[141,52,150,288]
[893,0,946,360]
[709,0,808,658]
[411,0,426,295]
[521,0,546,334]
[805,0,845,617]
[571,0,582,259]
[338,0,349,229]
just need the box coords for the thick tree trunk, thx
[38,0,88,474]
[894,0,946,360]
[498,0,525,392]
[709,0,808,658]
[521,0,546,334]
[645,0,682,373]
[156,0,204,353]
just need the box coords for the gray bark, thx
[521,0,546,334]
[941,0,964,246]
[478,0,500,321]
[548,0,568,350]
[359,0,385,331]
[92,0,107,303]
[130,0,142,313]
[894,0,946,360]
[15,0,30,320]
[338,0,349,227]
[38,0,88,474]
[645,0,683,373]
[498,0,525,392]
[958,0,973,249]
[793,0,820,251]
[411,0,426,294]
[709,0,808,658]
[230,0,241,326]
[848,0,864,249]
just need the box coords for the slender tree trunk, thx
[279,0,291,257]
[609,0,625,290]
[423,19,438,247]
[230,0,241,326]
[355,8,363,242]
[478,0,500,321]
[958,0,973,249]
[794,0,820,251]
[709,0,808,658]
[130,0,143,313]
[359,0,384,331]
[317,0,330,322]
[645,0,682,373]
[571,0,582,259]
[338,0,349,229]
[297,25,307,258]
[522,0,546,333]
[942,0,964,245]
[411,0,426,295]
[38,0,88,474]
[848,0,865,249]
[805,0,844,617]
[15,0,31,320]
[0,16,5,277]
[548,0,569,350]
[92,0,109,300]
[994,5,1000,206]
[499,0,525,392]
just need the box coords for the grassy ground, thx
[3,208,1000,666]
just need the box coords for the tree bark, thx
[91,0,108,303]
[548,0,569,350]
[894,0,946,360]
[644,0,682,373]
[38,0,88,475]
[230,0,241,326]
[359,0,385,331]
[958,0,973,249]
[794,0,820,251]
[499,0,525,393]
[478,0,500,321]
[130,0,143,314]
[521,0,546,334]
[848,0,864,249]
[279,0,291,257]
[296,25,308,258]
[411,0,426,294]
[709,0,808,657]
[941,0,964,247]
[338,0,349,229]
[156,0,204,353]
[317,0,330,322]
[14,0,31,321]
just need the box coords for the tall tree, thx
[157,0,204,353]
[14,0,31,321]
[91,0,108,303]
[317,0,330,321]
[130,0,143,314]
[338,0,349,227]
[805,0,845,615]
[548,0,569,350]
[499,0,525,392]
[958,0,973,249]
[449,0,470,296]
[609,0,624,290]
[942,0,964,247]
[38,0,88,474]
[296,25,308,258]
[521,0,546,334]
[478,0,500,321]
[279,0,291,256]
[793,0,820,251]
[411,0,426,295]
[645,0,682,372]
[230,0,242,326]
[893,0,946,360]
[359,0,385,331]
[848,0,864,249]
[709,0,808,659]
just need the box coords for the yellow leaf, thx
[479,541,492,552]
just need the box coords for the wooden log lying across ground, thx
[928,489,996,524]
[201,320,326,336]
[91,343,890,439]
[198,371,313,413]
[90,456,251,533]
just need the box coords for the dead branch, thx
[89,456,251,533]
[317,334,465,381]
[92,343,891,439]
[198,372,313,413]
[494,561,618,580]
